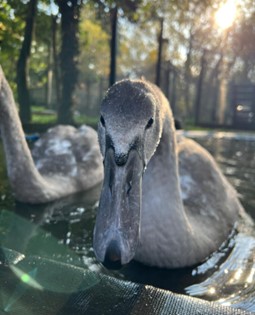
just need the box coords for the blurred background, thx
[0,0,254,130]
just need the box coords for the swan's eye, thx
[100,115,105,127]
[146,118,154,129]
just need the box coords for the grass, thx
[30,107,255,134]
[32,114,57,124]
[31,106,99,127]
[74,115,98,126]
[184,124,255,133]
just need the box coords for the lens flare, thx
[215,0,237,30]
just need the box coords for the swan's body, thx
[93,79,244,269]
[0,66,103,204]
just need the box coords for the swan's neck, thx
[137,109,200,267]
[0,73,53,202]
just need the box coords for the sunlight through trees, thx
[0,0,254,127]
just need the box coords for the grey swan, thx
[93,79,245,269]
[0,66,103,204]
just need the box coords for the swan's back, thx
[178,136,243,244]
[32,125,103,189]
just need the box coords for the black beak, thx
[93,148,143,269]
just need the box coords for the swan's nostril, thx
[127,181,132,195]
[115,153,128,166]
[103,240,122,270]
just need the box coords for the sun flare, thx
[215,0,237,30]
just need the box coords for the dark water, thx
[0,132,255,312]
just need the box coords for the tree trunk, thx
[52,15,61,109]
[98,76,104,104]
[109,6,118,87]
[184,33,193,116]
[155,18,164,87]
[57,0,81,124]
[195,49,207,125]
[171,70,177,114]
[209,54,223,123]
[86,81,91,113]
[211,79,219,123]
[46,41,53,108]
[164,63,170,101]
[16,0,37,124]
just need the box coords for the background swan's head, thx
[94,79,163,269]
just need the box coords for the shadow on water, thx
[0,134,255,312]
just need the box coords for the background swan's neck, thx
[0,72,57,203]
[137,109,198,267]
[0,77,37,175]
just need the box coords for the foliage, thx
[230,2,255,81]
[118,20,157,80]
[0,0,56,93]
[92,0,143,21]
[17,0,38,123]
[29,8,53,88]
[0,1,25,90]
[79,11,110,83]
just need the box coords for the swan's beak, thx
[93,147,143,269]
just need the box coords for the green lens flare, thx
[21,273,30,283]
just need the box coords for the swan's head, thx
[93,79,163,269]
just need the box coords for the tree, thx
[78,11,110,114]
[51,15,61,108]
[56,0,82,124]
[194,49,207,125]
[155,17,164,87]
[92,0,143,86]
[109,5,118,86]
[0,1,24,88]
[231,7,255,82]
[16,0,38,124]
[31,5,58,109]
